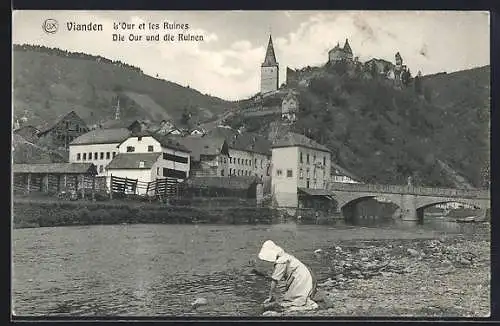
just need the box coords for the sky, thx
[12,10,490,101]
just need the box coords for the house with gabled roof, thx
[331,162,362,184]
[37,111,90,150]
[69,127,132,176]
[106,132,191,189]
[270,132,334,212]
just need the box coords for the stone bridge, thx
[327,182,491,222]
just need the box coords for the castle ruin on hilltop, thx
[286,38,412,89]
[328,39,354,62]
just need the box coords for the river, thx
[12,219,489,317]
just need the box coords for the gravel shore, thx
[261,233,490,317]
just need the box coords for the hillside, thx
[227,64,490,188]
[12,44,232,128]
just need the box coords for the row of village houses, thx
[13,111,361,209]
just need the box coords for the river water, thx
[12,219,488,317]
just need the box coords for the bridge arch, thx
[338,194,402,221]
[416,198,488,211]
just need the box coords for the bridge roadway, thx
[326,182,490,222]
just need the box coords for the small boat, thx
[455,216,477,223]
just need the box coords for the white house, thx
[227,133,272,181]
[271,132,332,210]
[106,133,191,193]
[69,128,132,176]
[176,133,272,181]
[331,162,361,184]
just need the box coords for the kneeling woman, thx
[258,240,318,312]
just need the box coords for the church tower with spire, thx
[261,34,279,94]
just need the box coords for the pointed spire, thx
[343,38,352,54]
[262,34,278,67]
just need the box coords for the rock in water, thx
[323,293,336,308]
[407,248,419,256]
[191,297,208,308]
[262,310,281,316]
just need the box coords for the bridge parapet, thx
[328,182,490,199]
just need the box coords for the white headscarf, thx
[258,240,284,262]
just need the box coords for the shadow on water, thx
[338,214,489,235]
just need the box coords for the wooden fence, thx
[109,175,179,199]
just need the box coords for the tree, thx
[181,107,191,126]
[414,75,423,95]
[423,86,432,103]
[401,68,412,87]
[370,63,378,78]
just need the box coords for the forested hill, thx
[228,63,490,188]
[12,44,232,127]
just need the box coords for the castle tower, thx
[394,52,403,87]
[261,35,279,94]
[395,52,403,68]
[343,38,353,60]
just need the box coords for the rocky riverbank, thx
[261,233,490,317]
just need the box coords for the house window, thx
[229,157,232,164]
[221,169,225,176]
[88,152,92,159]
[148,145,154,152]
[255,158,257,166]
[249,160,252,166]
[307,179,310,188]
[100,152,104,159]
[224,157,227,163]
[83,153,87,160]
[313,155,316,163]
[299,169,303,179]
[113,152,117,158]
[323,157,326,166]
[287,169,293,178]
[238,158,240,164]
[163,168,187,179]
[300,152,303,163]
[99,165,103,173]
[307,154,310,164]
[94,152,98,160]
[157,167,159,174]
[307,168,310,177]
[163,153,189,164]
[106,152,110,159]
[127,146,135,152]
[138,136,143,141]
[77,153,81,160]
[277,169,283,176]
